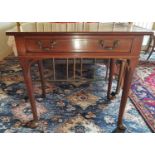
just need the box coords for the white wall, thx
[0,22,16,60]
[134,22,153,29]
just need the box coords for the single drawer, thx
[25,37,133,53]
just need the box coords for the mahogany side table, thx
[6,32,153,131]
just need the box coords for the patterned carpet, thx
[0,55,153,133]
[130,60,155,132]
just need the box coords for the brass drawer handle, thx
[50,40,57,48]
[99,40,119,50]
[36,40,57,51]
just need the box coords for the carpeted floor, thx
[0,52,154,133]
[130,55,155,132]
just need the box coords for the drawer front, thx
[25,37,133,53]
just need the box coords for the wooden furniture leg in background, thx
[147,50,154,60]
[146,35,155,60]
[116,58,138,131]
[19,58,39,128]
[38,60,46,98]
[105,59,110,80]
[107,59,115,100]
[115,60,126,94]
